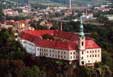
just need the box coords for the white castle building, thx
[19,17,101,66]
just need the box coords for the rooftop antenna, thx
[69,0,72,9]
[60,22,63,31]
[28,0,30,7]
[16,0,19,7]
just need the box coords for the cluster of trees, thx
[0,29,45,77]
[30,20,49,30]
[0,12,31,22]
[5,15,31,21]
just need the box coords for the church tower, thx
[79,16,86,66]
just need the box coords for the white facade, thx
[79,48,101,66]
[20,38,101,66]
[20,39,78,61]
[21,39,36,54]
[79,35,101,66]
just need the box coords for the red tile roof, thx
[54,30,78,41]
[85,39,100,49]
[20,30,100,50]
[37,40,77,50]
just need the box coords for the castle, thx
[19,16,101,66]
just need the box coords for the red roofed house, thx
[19,17,101,66]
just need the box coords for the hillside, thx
[3,0,107,7]
[30,0,107,5]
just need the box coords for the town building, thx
[19,17,101,66]
[3,9,19,16]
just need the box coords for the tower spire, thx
[80,16,84,37]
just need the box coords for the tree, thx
[102,51,113,68]
[22,66,40,77]
[97,15,108,23]
[0,29,11,45]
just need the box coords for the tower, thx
[79,16,86,66]
[79,16,85,50]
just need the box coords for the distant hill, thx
[9,0,107,6]
[51,0,107,5]
[30,0,107,6]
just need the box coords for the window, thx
[70,56,72,59]
[44,49,46,51]
[60,56,62,59]
[40,52,42,55]
[98,50,100,52]
[61,52,63,54]
[64,52,66,54]
[81,61,84,65]
[82,51,84,54]
[44,53,46,56]
[73,52,75,54]
[58,55,60,58]
[82,42,84,46]
[90,55,91,57]
[46,53,48,56]
[70,52,72,54]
